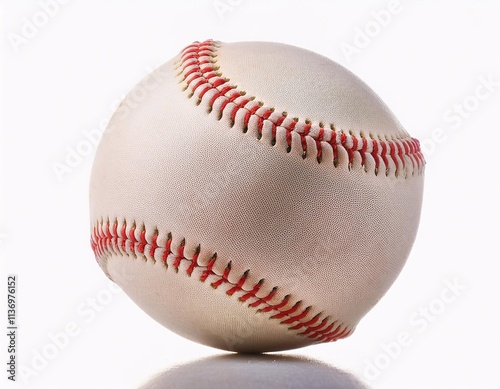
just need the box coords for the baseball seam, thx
[91,218,353,344]
[175,39,425,178]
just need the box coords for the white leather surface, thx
[90,40,424,352]
[218,41,408,138]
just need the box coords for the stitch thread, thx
[91,218,353,344]
[175,40,425,177]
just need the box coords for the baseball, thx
[90,40,424,353]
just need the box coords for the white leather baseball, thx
[90,40,424,353]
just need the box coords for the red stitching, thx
[243,286,265,304]
[178,40,425,177]
[360,137,367,167]
[173,239,185,270]
[138,229,146,254]
[380,142,389,173]
[271,300,302,319]
[150,230,158,258]
[389,141,397,170]
[316,127,325,163]
[91,219,352,344]
[371,140,380,173]
[300,317,329,336]
[186,246,199,276]
[329,130,338,165]
[281,306,311,324]
[290,312,320,330]
[226,270,249,296]
[120,223,127,252]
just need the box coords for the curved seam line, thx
[176,39,425,178]
[91,218,354,344]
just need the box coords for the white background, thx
[1,1,499,388]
